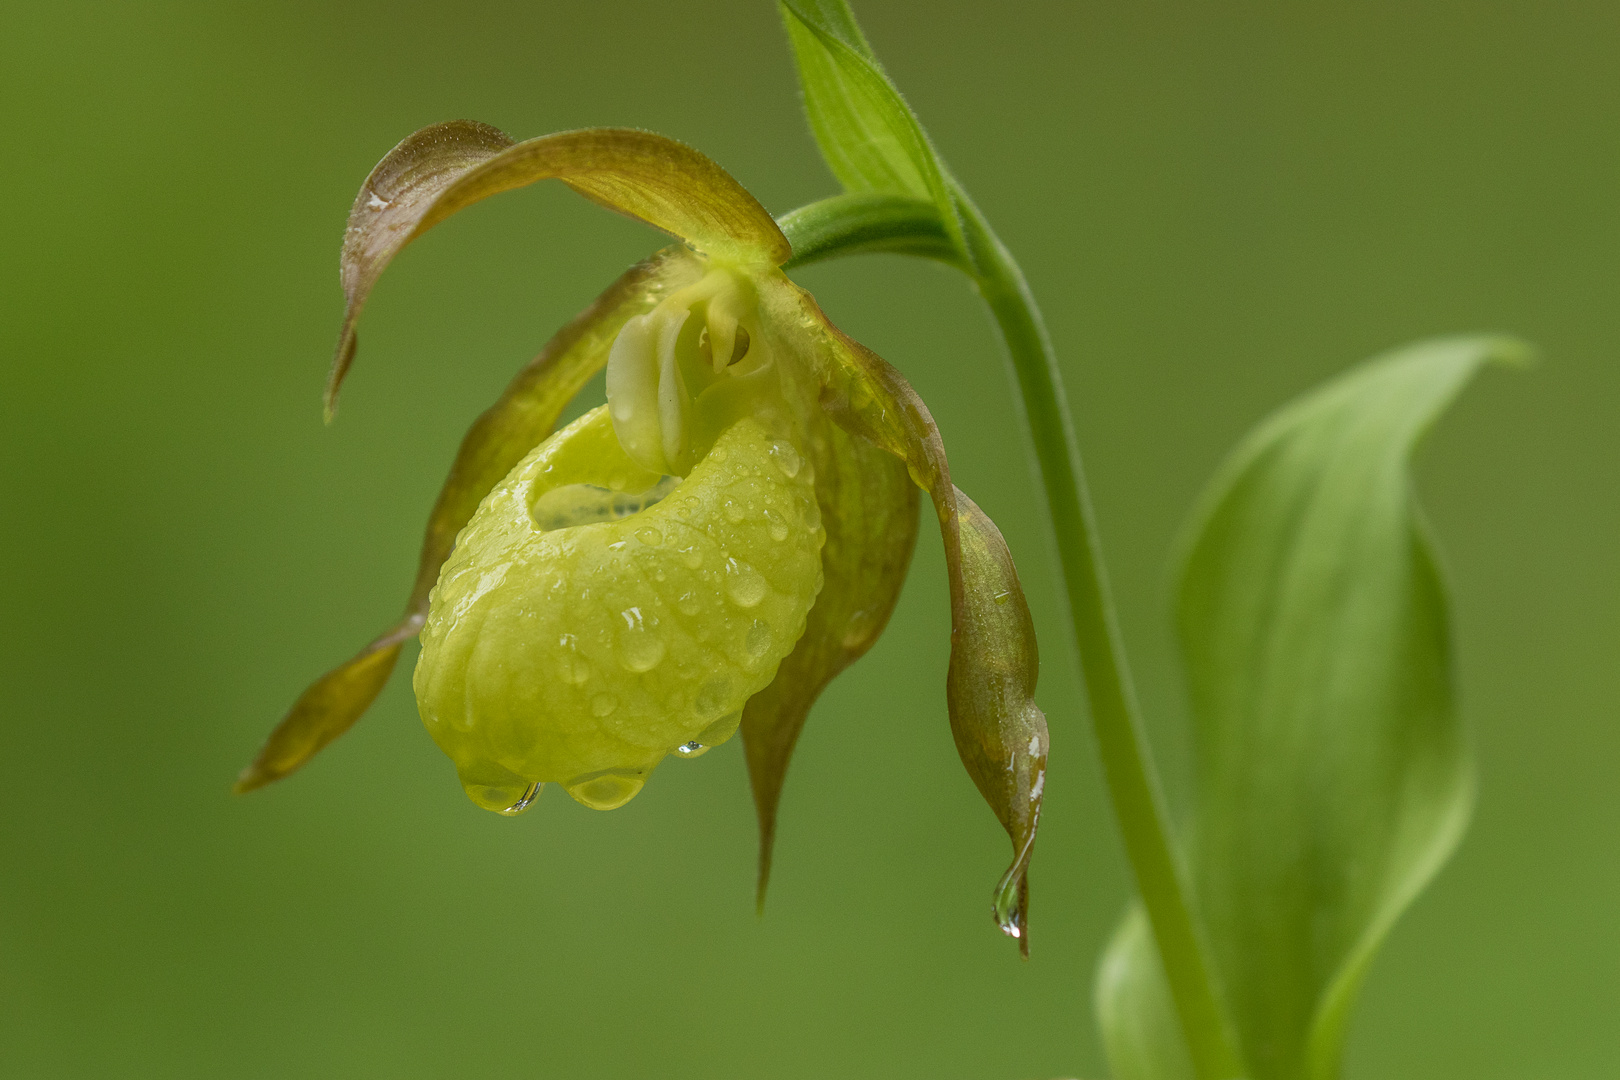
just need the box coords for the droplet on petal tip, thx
[991,836,1036,958]
[991,880,1030,959]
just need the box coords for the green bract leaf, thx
[779,279,1048,951]
[1098,335,1529,1079]
[328,121,789,416]
[235,249,704,793]
[778,1,963,257]
[741,414,919,906]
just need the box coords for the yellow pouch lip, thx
[415,404,826,813]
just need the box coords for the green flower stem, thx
[778,193,962,270]
[952,190,1244,1080]
[780,194,1246,1080]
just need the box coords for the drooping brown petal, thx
[740,413,919,909]
[329,121,792,416]
[767,277,1050,952]
[947,489,1046,953]
[235,248,705,794]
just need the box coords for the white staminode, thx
[606,266,760,477]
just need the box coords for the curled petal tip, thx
[237,636,408,795]
[232,766,269,796]
[993,834,1036,959]
[323,329,358,423]
[232,748,291,795]
[755,846,775,916]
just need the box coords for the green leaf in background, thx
[1097,336,1530,1080]
[1097,903,1197,1080]
[778,0,963,256]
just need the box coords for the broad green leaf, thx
[774,273,1049,949]
[778,1,963,257]
[234,249,704,793]
[1098,335,1528,1079]
[328,121,788,415]
[1097,902,1197,1080]
[741,414,918,906]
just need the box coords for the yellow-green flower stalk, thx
[235,122,1047,946]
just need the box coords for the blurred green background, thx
[3,1,1617,1076]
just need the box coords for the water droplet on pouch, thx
[591,693,619,717]
[724,559,767,608]
[618,627,666,673]
[769,441,802,479]
[696,709,743,747]
[458,762,537,814]
[676,591,702,616]
[723,498,745,524]
[500,781,545,816]
[566,655,592,685]
[694,676,731,719]
[763,508,789,542]
[678,545,703,569]
[673,740,708,758]
[565,769,645,810]
[711,446,729,463]
[636,527,662,546]
[745,619,773,659]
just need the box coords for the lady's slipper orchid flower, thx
[237,121,1049,945]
